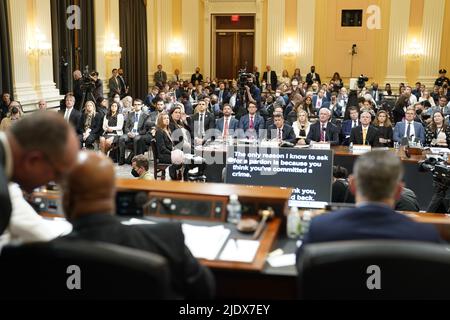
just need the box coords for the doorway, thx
[214,15,255,80]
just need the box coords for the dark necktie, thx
[406,122,411,138]
[278,128,282,140]
[321,125,326,142]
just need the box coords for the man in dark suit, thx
[370,82,384,105]
[59,94,82,130]
[297,150,442,263]
[0,112,79,236]
[340,106,360,145]
[349,111,380,147]
[215,82,231,107]
[118,99,149,165]
[266,112,296,144]
[61,151,215,299]
[393,107,425,145]
[108,68,121,99]
[238,102,265,139]
[72,70,83,111]
[191,67,204,85]
[306,108,340,145]
[189,99,215,145]
[117,68,129,98]
[312,89,330,112]
[262,65,278,91]
[154,64,167,86]
[215,104,239,138]
[306,66,321,86]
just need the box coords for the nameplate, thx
[352,145,372,154]
[310,143,331,150]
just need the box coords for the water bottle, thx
[300,211,312,238]
[349,142,353,152]
[287,207,301,239]
[227,194,242,224]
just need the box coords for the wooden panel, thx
[216,33,235,79]
[238,33,254,73]
[216,15,255,30]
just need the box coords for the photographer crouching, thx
[419,155,450,213]
[234,71,261,120]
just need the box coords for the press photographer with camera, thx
[357,74,369,90]
[234,71,261,119]
[419,155,450,213]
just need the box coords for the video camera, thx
[357,74,369,89]
[419,155,450,186]
[80,65,97,92]
[238,69,254,91]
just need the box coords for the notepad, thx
[218,239,260,263]
[182,225,231,260]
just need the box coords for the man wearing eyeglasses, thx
[0,112,79,236]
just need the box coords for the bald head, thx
[63,151,116,221]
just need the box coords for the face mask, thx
[131,169,140,178]
[292,81,298,86]
[416,109,423,115]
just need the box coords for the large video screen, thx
[225,146,333,208]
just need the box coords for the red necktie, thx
[250,116,254,129]
[223,118,229,137]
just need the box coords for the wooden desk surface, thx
[116,179,292,202]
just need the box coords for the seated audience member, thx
[77,101,103,149]
[266,112,296,144]
[99,102,124,155]
[121,96,133,119]
[216,104,239,139]
[60,151,215,299]
[0,92,11,120]
[238,102,265,139]
[395,187,420,212]
[419,90,436,107]
[331,166,355,204]
[425,111,450,147]
[131,155,152,180]
[373,110,393,148]
[393,95,409,124]
[0,112,79,236]
[38,100,47,111]
[189,99,216,145]
[350,111,380,147]
[0,107,21,131]
[155,112,181,180]
[118,99,149,165]
[59,94,81,129]
[292,110,311,146]
[306,108,340,145]
[0,183,72,248]
[96,97,108,118]
[312,89,330,112]
[297,150,442,262]
[341,107,360,145]
[393,107,426,145]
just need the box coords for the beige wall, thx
[440,0,450,73]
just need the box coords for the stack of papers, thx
[219,239,260,263]
[182,224,230,260]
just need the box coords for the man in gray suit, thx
[154,64,167,86]
[108,68,121,99]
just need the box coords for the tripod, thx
[79,87,96,112]
[350,44,357,78]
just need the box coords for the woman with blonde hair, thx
[292,109,311,145]
[78,100,103,149]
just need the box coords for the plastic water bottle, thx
[227,194,242,224]
[300,211,312,238]
[287,207,301,239]
[349,142,353,152]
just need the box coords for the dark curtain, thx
[51,0,95,95]
[119,0,148,100]
[0,0,13,98]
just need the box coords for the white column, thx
[156,0,172,81]
[8,0,39,111]
[255,0,264,70]
[95,0,106,84]
[147,0,156,87]
[419,0,446,88]
[267,0,285,75]
[34,0,61,109]
[182,0,199,80]
[297,0,315,74]
[203,0,212,78]
[384,0,410,87]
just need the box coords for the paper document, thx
[219,239,260,263]
[121,218,156,226]
[182,224,230,260]
[430,148,450,154]
[266,254,296,268]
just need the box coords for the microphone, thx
[351,44,357,55]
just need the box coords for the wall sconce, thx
[281,39,298,58]
[27,28,52,57]
[168,40,184,57]
[104,33,122,59]
[405,38,423,60]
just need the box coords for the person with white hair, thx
[306,107,340,145]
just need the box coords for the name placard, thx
[310,142,331,150]
[352,145,372,154]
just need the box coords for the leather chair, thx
[150,139,171,180]
[297,240,450,300]
[0,239,171,300]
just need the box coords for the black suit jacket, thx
[124,112,150,136]
[306,72,321,85]
[267,124,297,144]
[77,112,104,138]
[0,140,11,236]
[262,71,278,91]
[155,128,173,164]
[62,214,215,299]
[349,125,380,147]
[191,73,203,85]
[108,76,121,98]
[306,122,340,145]
[73,79,83,110]
[189,112,215,139]
[60,108,82,130]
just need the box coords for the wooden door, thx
[215,32,254,80]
